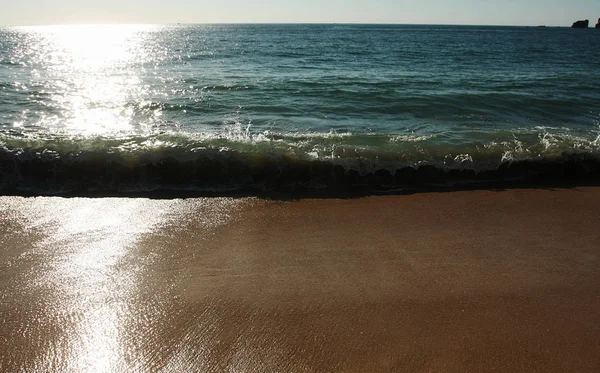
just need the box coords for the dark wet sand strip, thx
[1,188,600,372]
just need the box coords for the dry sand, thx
[1,188,600,372]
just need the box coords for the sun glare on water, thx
[43,24,140,70]
[22,24,163,135]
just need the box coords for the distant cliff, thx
[596,18,600,28]
[572,20,589,28]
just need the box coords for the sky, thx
[1,0,599,27]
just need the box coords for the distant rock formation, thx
[596,18,600,28]
[572,19,589,28]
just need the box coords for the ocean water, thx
[1,24,599,195]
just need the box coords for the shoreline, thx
[2,151,600,198]
[2,178,600,200]
[1,188,600,371]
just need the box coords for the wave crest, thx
[1,130,599,195]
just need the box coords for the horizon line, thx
[1,21,574,28]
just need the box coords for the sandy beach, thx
[1,187,600,372]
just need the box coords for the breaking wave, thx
[1,130,599,196]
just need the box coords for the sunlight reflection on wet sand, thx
[0,196,241,372]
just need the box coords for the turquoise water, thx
[1,24,599,194]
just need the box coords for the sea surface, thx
[0,24,599,195]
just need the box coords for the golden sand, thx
[1,188,600,372]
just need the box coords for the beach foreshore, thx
[1,188,599,372]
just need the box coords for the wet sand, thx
[1,188,600,372]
